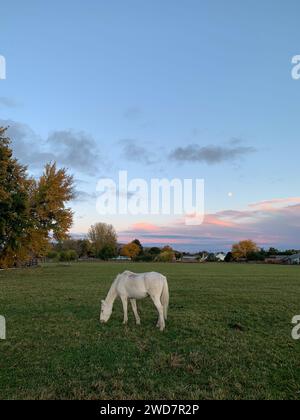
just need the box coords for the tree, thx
[77,239,93,258]
[25,162,74,261]
[232,240,259,261]
[267,247,279,256]
[32,163,74,238]
[55,239,79,253]
[121,242,140,259]
[132,239,143,255]
[148,247,161,255]
[98,244,117,260]
[59,250,78,263]
[174,251,183,260]
[47,250,59,260]
[0,128,32,267]
[155,249,175,262]
[0,128,75,268]
[88,223,117,256]
[225,252,234,262]
[247,250,266,261]
[68,250,78,261]
[162,245,173,252]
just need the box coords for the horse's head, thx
[100,300,112,323]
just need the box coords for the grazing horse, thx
[100,271,169,331]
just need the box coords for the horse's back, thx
[125,271,166,284]
[143,272,167,294]
[144,271,166,282]
[117,271,167,299]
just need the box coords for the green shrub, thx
[97,244,117,261]
[47,251,58,260]
[59,250,78,263]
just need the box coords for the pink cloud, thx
[249,197,300,211]
[131,222,160,232]
[117,199,300,251]
[204,214,236,228]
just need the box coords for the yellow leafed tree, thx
[121,242,141,259]
[0,128,75,268]
[232,240,259,260]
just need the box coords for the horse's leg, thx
[130,299,141,325]
[120,295,128,324]
[150,295,165,331]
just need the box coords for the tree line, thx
[48,236,299,264]
[225,240,299,262]
[47,224,181,263]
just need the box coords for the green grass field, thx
[1,262,300,400]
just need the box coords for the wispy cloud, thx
[0,97,21,108]
[169,144,256,164]
[120,139,158,165]
[249,197,300,210]
[73,190,97,203]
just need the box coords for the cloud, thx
[120,139,157,165]
[0,120,55,167]
[249,197,300,210]
[227,137,243,146]
[169,144,256,164]
[47,130,102,175]
[0,120,102,176]
[118,198,300,251]
[0,97,21,108]
[131,222,160,232]
[73,190,97,203]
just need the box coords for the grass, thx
[1,262,300,400]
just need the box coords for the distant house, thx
[265,254,300,265]
[181,255,200,263]
[265,255,287,264]
[180,254,208,263]
[111,256,131,262]
[215,252,226,262]
[283,253,300,265]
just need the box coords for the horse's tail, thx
[161,277,169,320]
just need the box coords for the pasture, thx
[1,262,300,400]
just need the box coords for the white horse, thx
[100,271,169,331]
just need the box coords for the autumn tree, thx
[88,223,117,256]
[132,239,143,255]
[0,127,75,268]
[0,128,32,267]
[121,242,140,259]
[232,240,259,261]
[162,245,173,252]
[29,163,74,254]
[155,249,175,262]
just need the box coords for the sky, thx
[1,0,300,251]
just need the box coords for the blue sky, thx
[1,0,300,251]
